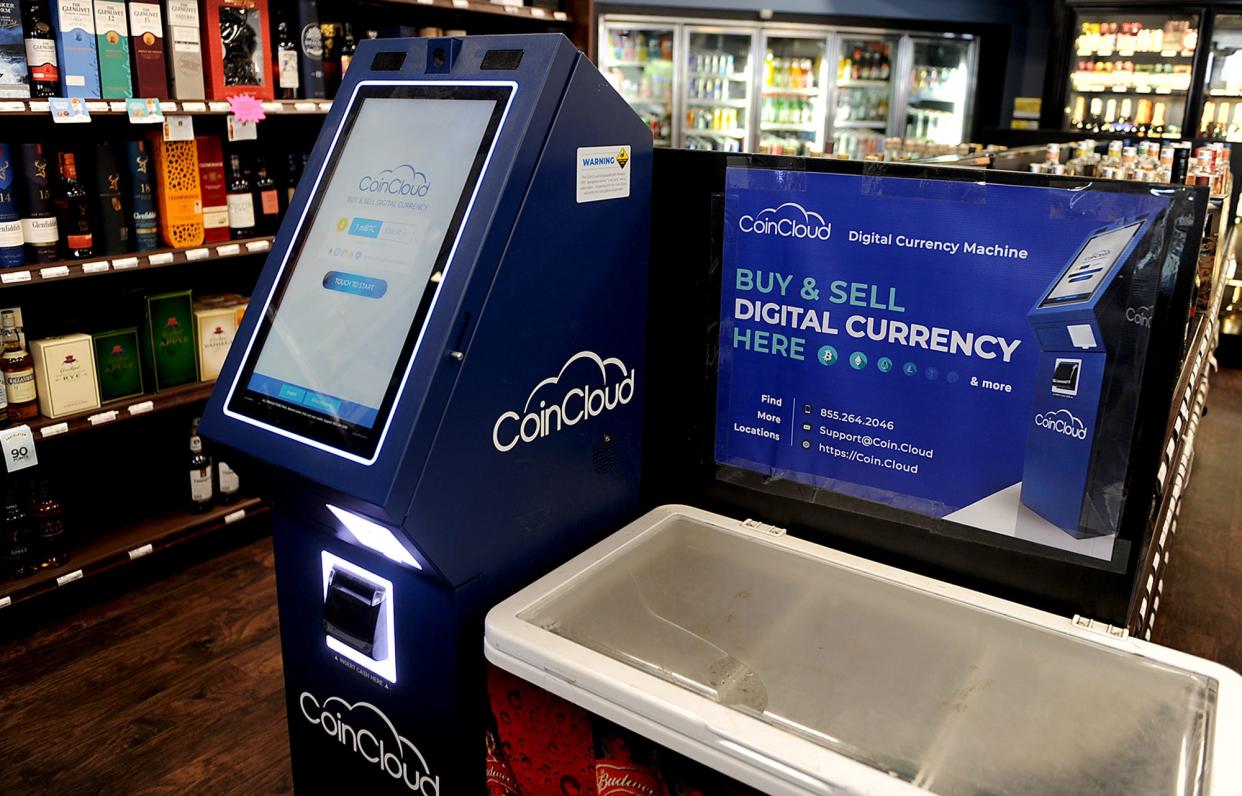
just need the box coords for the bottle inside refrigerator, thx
[831,36,895,160]
[904,36,973,145]
[758,35,826,157]
[683,29,753,153]
[600,25,676,146]
[1063,11,1198,139]
[1200,13,1242,141]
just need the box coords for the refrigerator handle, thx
[892,34,915,141]
[824,31,839,152]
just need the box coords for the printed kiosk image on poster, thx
[715,168,1173,559]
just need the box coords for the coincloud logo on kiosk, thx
[738,202,832,240]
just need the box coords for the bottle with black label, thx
[126,140,159,250]
[276,17,298,99]
[2,483,34,579]
[319,21,340,99]
[32,478,67,568]
[92,142,131,255]
[0,143,24,267]
[226,151,255,239]
[283,149,302,209]
[1,310,37,421]
[252,151,280,235]
[189,419,213,512]
[22,0,59,99]
[216,458,239,504]
[54,150,93,259]
[18,143,59,263]
[339,22,355,77]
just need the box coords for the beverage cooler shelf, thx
[1076,49,1196,59]
[688,71,749,81]
[834,119,886,128]
[0,99,331,117]
[762,87,819,97]
[687,98,748,108]
[762,123,820,132]
[836,79,890,89]
[685,128,747,138]
[26,380,218,443]
[0,497,267,611]
[0,236,274,288]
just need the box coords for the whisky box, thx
[30,333,101,418]
[202,0,273,100]
[148,133,204,248]
[193,303,236,381]
[51,0,102,98]
[194,135,228,243]
[92,141,131,254]
[294,0,323,98]
[0,0,30,97]
[92,327,143,401]
[143,289,197,390]
[127,0,167,97]
[93,0,131,97]
[163,0,203,99]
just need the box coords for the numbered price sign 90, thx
[1,425,38,473]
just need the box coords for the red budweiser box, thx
[200,0,274,100]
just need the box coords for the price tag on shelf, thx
[126,97,165,124]
[39,265,70,279]
[147,252,174,265]
[85,100,109,113]
[128,543,154,560]
[180,101,207,112]
[127,400,154,416]
[56,570,83,587]
[293,101,317,112]
[111,256,139,269]
[417,0,433,4]
[1,425,38,473]
[208,101,230,112]
[224,509,247,524]
[0,270,31,284]
[0,596,10,609]
[504,5,519,13]
[163,115,195,141]
[553,11,568,20]
[260,101,283,113]
[227,114,258,142]
[109,101,128,112]
[0,101,25,112]
[245,239,270,252]
[49,97,91,123]
[81,261,109,274]
[39,422,68,438]
[185,247,210,261]
[216,243,241,256]
[452,0,469,7]
[531,7,546,17]
[28,101,49,113]
[87,410,118,426]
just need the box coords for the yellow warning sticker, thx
[576,145,632,203]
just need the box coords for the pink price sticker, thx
[228,94,267,123]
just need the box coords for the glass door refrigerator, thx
[1200,13,1242,141]
[681,26,757,152]
[828,32,899,159]
[598,21,679,147]
[756,30,829,156]
[901,34,978,145]
[1061,9,1201,139]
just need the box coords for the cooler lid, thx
[484,505,1241,796]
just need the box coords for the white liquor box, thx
[193,304,237,381]
[30,333,101,418]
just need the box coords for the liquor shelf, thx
[26,380,218,443]
[0,236,274,288]
[384,0,570,22]
[0,98,331,117]
[0,497,268,611]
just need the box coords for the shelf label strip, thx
[128,400,155,416]
[56,570,84,587]
[128,544,154,560]
[1,270,32,284]
[88,410,118,426]
[224,509,247,524]
[40,422,68,438]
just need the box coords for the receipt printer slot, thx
[323,568,386,658]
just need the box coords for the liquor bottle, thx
[251,151,279,235]
[1,484,33,579]
[225,150,255,239]
[126,139,158,250]
[18,143,58,263]
[282,149,300,208]
[1201,101,1215,136]
[339,22,354,76]
[1150,102,1167,136]
[275,17,297,99]
[319,21,339,98]
[1,310,36,420]
[189,419,213,512]
[92,141,131,255]
[31,478,66,567]
[1070,95,1086,129]
[22,0,58,98]
[54,150,93,258]
[0,143,24,267]
[216,457,238,503]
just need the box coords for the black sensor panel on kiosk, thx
[642,149,1203,623]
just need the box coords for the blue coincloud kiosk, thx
[200,34,651,792]
[1021,215,1159,538]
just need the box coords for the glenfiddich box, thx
[193,303,236,381]
[92,327,143,401]
[127,0,168,97]
[0,0,30,97]
[163,0,203,99]
[143,289,197,390]
[51,0,102,98]
[30,333,101,418]
[202,0,273,100]
[195,135,228,243]
[93,0,131,97]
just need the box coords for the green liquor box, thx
[92,327,144,402]
[143,290,197,390]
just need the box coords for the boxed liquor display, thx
[148,133,204,248]
[30,333,101,417]
[294,0,323,98]
[0,0,30,97]
[164,0,204,99]
[92,327,143,401]
[202,0,273,100]
[143,289,197,389]
[127,0,168,97]
[195,135,228,243]
[92,0,131,97]
[51,0,102,98]
[92,141,131,254]
[193,302,236,381]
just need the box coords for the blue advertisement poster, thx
[715,168,1171,560]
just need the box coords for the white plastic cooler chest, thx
[484,505,1242,796]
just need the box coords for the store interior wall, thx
[611,0,1052,126]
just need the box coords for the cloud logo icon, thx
[738,202,831,240]
[358,164,431,197]
[299,691,438,792]
[1034,408,1088,439]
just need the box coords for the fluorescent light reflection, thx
[327,504,422,570]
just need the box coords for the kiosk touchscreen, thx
[1021,216,1157,537]
[200,33,652,792]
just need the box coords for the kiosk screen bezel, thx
[224,80,515,463]
[1038,220,1144,308]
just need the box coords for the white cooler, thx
[484,504,1241,796]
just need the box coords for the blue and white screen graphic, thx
[248,97,497,428]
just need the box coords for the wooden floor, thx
[2,373,1242,794]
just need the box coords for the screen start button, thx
[322,271,389,299]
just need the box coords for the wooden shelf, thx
[27,380,217,443]
[382,0,569,22]
[0,98,330,118]
[0,236,273,288]
[0,497,268,610]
